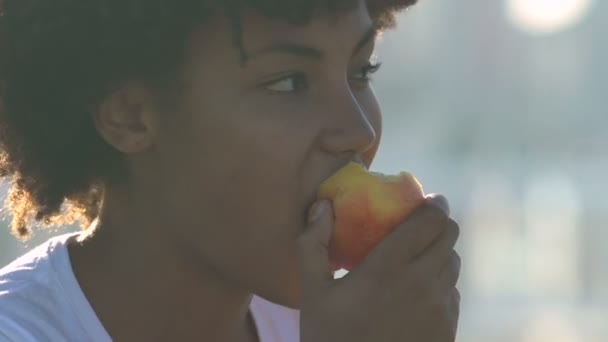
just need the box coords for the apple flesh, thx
[318,162,425,271]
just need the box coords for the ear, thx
[92,82,159,154]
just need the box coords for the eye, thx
[264,73,309,93]
[350,61,383,82]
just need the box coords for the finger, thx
[361,203,449,273]
[438,250,461,288]
[449,287,461,338]
[426,193,450,217]
[414,219,460,272]
[296,200,335,297]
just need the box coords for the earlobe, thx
[92,82,158,154]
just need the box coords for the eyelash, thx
[352,61,383,82]
[263,61,383,93]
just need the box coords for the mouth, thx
[303,156,368,222]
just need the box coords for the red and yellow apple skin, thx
[318,162,426,271]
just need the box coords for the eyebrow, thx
[244,26,377,62]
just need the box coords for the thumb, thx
[296,200,334,296]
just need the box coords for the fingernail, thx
[308,200,329,223]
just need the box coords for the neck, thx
[68,182,258,341]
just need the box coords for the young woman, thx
[0,0,461,340]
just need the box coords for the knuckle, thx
[447,220,460,240]
[439,252,461,282]
[452,287,461,304]
[452,252,462,273]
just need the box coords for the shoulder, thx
[0,238,52,288]
[0,234,80,341]
[0,233,73,298]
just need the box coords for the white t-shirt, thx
[0,233,300,341]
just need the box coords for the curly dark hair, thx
[0,0,417,240]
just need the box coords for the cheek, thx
[191,124,307,293]
[185,113,311,236]
[163,119,305,280]
[170,88,318,237]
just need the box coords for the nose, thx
[319,90,378,157]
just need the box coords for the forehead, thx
[188,2,373,58]
[243,5,372,44]
[227,0,364,25]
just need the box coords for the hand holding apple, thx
[317,162,426,270]
[297,191,461,342]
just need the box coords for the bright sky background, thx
[507,0,593,35]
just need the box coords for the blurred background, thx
[371,0,607,340]
[1,0,606,341]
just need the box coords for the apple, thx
[318,162,425,271]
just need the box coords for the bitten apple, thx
[318,162,425,271]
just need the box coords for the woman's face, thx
[154,1,382,308]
